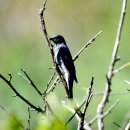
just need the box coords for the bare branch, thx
[97,0,127,129]
[39,0,70,98]
[0,74,44,113]
[44,76,60,96]
[89,100,119,126]
[19,69,42,96]
[27,107,31,130]
[43,72,56,95]
[65,77,94,130]
[113,62,130,74]
[125,122,130,130]
[73,31,102,61]
[78,77,94,130]
[113,122,123,130]
[0,104,8,114]
[65,103,92,130]
[82,77,94,115]
[94,91,130,96]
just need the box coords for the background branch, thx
[0,74,44,113]
[18,69,42,96]
[89,100,119,126]
[97,0,128,129]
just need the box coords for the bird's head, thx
[50,35,66,45]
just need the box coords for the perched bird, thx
[50,35,77,98]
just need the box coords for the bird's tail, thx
[75,76,78,83]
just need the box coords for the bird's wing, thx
[59,46,74,72]
[55,44,77,83]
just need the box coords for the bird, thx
[50,35,78,98]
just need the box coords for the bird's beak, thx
[49,37,52,40]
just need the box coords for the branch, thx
[0,104,8,114]
[78,77,94,130]
[27,107,31,130]
[0,74,44,113]
[94,91,130,96]
[125,122,130,130]
[89,100,119,126]
[73,31,102,61]
[39,0,70,98]
[43,72,56,95]
[44,76,60,96]
[113,62,130,74]
[113,122,123,130]
[97,0,127,129]
[64,103,92,130]
[65,77,94,130]
[18,69,42,96]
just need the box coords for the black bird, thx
[50,35,77,98]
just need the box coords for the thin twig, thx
[0,104,8,114]
[65,103,92,130]
[97,0,127,129]
[113,122,123,130]
[43,72,56,95]
[94,91,130,96]
[89,100,119,126]
[19,69,42,96]
[0,74,44,113]
[73,31,102,61]
[83,77,94,115]
[65,77,94,130]
[113,62,130,74]
[45,77,60,95]
[27,107,31,130]
[66,77,94,125]
[65,100,86,125]
[78,77,94,130]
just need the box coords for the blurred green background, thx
[0,0,130,129]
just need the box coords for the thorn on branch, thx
[12,94,18,98]
[8,73,13,82]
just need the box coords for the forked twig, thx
[78,77,94,130]
[89,100,119,126]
